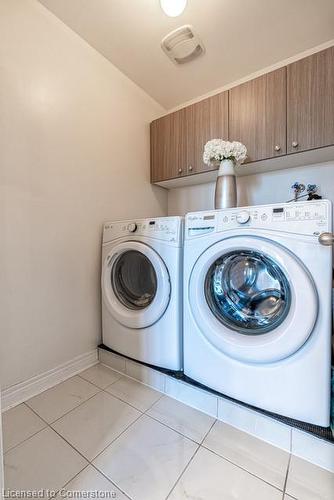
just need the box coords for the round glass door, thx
[112,250,157,310]
[205,250,291,335]
[102,241,171,329]
[188,235,318,363]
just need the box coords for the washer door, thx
[102,241,170,329]
[189,236,318,363]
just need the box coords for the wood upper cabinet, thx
[186,92,229,174]
[150,109,187,183]
[229,67,287,163]
[150,92,228,182]
[287,46,334,154]
[150,46,334,184]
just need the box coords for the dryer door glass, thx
[205,250,291,335]
[111,250,157,310]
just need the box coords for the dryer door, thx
[102,241,170,328]
[189,235,318,363]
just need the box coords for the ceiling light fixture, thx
[160,0,187,17]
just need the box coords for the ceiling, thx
[38,0,334,109]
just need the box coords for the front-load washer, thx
[183,200,332,425]
[101,216,183,371]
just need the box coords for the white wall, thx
[0,0,167,389]
[168,161,334,215]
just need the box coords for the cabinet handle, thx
[178,168,182,174]
[188,165,193,172]
[274,145,281,152]
[292,141,299,148]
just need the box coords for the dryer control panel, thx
[186,200,332,238]
[103,217,183,245]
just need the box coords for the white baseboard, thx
[1,349,98,412]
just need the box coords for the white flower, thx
[203,139,247,166]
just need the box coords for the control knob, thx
[236,210,250,224]
[127,223,137,232]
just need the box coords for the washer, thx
[183,200,332,425]
[101,216,183,371]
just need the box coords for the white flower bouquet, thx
[203,139,247,166]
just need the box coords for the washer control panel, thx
[186,200,331,238]
[236,210,250,224]
[127,222,137,233]
[186,213,217,237]
[103,217,182,245]
[220,202,328,227]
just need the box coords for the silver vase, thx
[214,159,237,209]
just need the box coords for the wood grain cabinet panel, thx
[287,46,334,154]
[150,47,334,184]
[186,92,229,174]
[151,92,228,182]
[150,109,187,182]
[229,67,287,163]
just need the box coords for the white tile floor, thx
[3,363,334,500]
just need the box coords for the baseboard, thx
[1,349,98,412]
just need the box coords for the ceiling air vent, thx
[161,25,205,64]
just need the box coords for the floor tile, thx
[291,428,334,472]
[79,363,122,389]
[147,395,215,443]
[203,421,289,489]
[286,455,334,500]
[169,446,282,500]
[26,376,100,423]
[94,414,198,500]
[125,360,165,391]
[165,376,218,418]
[2,404,46,453]
[58,465,128,499]
[52,391,140,461]
[99,350,126,373]
[105,376,161,411]
[218,397,291,451]
[4,427,87,491]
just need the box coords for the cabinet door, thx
[287,47,334,154]
[150,109,186,182]
[229,68,286,163]
[186,92,229,175]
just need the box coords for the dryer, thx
[101,216,183,371]
[183,200,332,425]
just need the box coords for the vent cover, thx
[161,25,205,64]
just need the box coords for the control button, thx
[236,211,250,224]
[127,223,137,232]
[261,213,268,221]
[223,216,229,223]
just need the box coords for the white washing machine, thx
[101,216,183,371]
[184,200,332,425]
